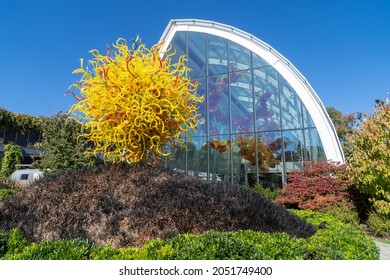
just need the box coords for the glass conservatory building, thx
[159,19,344,188]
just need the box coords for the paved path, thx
[374,240,390,260]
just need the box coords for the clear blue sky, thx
[1,0,389,117]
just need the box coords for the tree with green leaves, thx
[326,106,357,160]
[0,143,23,177]
[34,112,95,173]
[347,99,390,216]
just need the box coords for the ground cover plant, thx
[0,163,316,249]
[0,210,378,260]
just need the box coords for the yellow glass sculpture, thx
[67,38,203,164]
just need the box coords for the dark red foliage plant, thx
[276,160,353,211]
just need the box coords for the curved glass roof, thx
[158,19,344,187]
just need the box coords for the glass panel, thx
[208,135,230,181]
[303,105,315,128]
[230,70,254,133]
[208,74,230,135]
[4,130,17,144]
[27,130,41,147]
[165,142,186,171]
[253,66,281,131]
[280,76,303,129]
[231,133,254,185]
[228,40,251,71]
[304,128,326,161]
[252,53,270,69]
[188,32,206,79]
[16,131,28,147]
[207,34,228,75]
[187,136,208,179]
[282,130,305,171]
[192,78,207,136]
[170,31,187,65]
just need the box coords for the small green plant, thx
[0,188,17,201]
[366,212,390,238]
[0,143,23,178]
[6,239,94,260]
[323,205,361,229]
[249,184,280,201]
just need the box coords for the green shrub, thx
[248,184,280,201]
[2,211,379,260]
[0,143,23,178]
[323,205,361,229]
[292,210,379,260]
[0,189,17,201]
[5,239,94,260]
[0,230,8,257]
[2,228,29,258]
[366,212,390,238]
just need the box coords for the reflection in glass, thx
[170,32,187,67]
[192,78,207,136]
[188,32,206,79]
[230,70,254,133]
[303,105,315,128]
[187,136,208,178]
[283,130,305,171]
[207,135,230,181]
[280,77,303,130]
[253,66,281,131]
[229,41,251,71]
[231,133,254,185]
[252,53,270,69]
[304,128,326,161]
[208,75,230,135]
[208,34,228,75]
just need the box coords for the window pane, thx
[187,136,208,178]
[188,32,206,79]
[208,135,230,181]
[228,41,251,71]
[303,105,315,128]
[207,34,228,75]
[280,77,303,129]
[192,78,207,136]
[231,133,255,185]
[208,74,230,135]
[27,130,41,147]
[252,53,270,69]
[253,66,281,131]
[170,31,187,65]
[4,130,17,144]
[283,130,304,171]
[256,132,284,189]
[304,128,326,161]
[230,70,254,133]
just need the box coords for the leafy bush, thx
[366,212,390,238]
[276,161,353,211]
[5,239,94,260]
[247,184,280,201]
[0,228,28,258]
[2,211,378,260]
[292,210,378,260]
[0,143,23,177]
[347,99,390,215]
[0,189,17,201]
[323,205,361,229]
